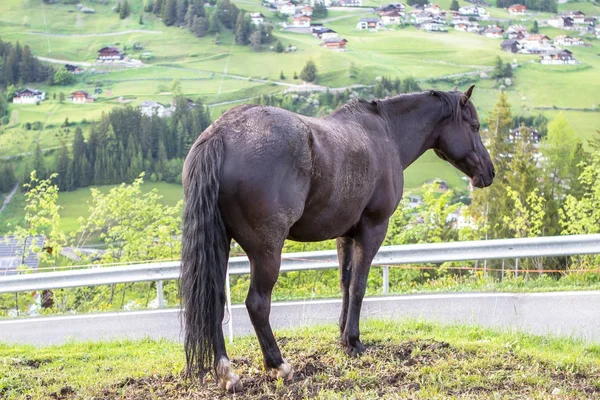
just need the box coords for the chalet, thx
[507,4,526,15]
[381,10,402,25]
[547,16,573,29]
[553,35,585,46]
[540,49,578,65]
[588,24,600,39]
[501,39,521,53]
[356,18,384,30]
[12,88,45,104]
[454,22,469,31]
[71,90,94,104]
[97,47,122,62]
[292,14,312,27]
[506,25,528,39]
[250,13,264,25]
[508,126,541,144]
[313,27,338,39]
[65,64,83,74]
[424,4,440,15]
[277,2,296,15]
[322,37,348,50]
[139,101,172,118]
[561,10,585,24]
[338,0,362,6]
[301,5,313,16]
[458,6,488,18]
[520,34,552,53]
[310,0,332,6]
[484,25,504,38]
[423,22,447,32]
[376,3,405,15]
[410,11,434,24]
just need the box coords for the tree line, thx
[144,0,274,49]
[0,40,55,90]
[24,96,211,192]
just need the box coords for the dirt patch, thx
[10,357,52,369]
[49,386,75,399]
[92,339,600,399]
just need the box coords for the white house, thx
[310,0,332,7]
[507,4,526,15]
[381,10,402,24]
[250,13,264,25]
[356,18,384,30]
[423,22,447,32]
[12,88,45,104]
[484,25,504,38]
[277,2,296,15]
[553,35,585,46]
[520,34,553,52]
[139,101,172,118]
[292,14,311,27]
[424,4,440,15]
[458,6,488,18]
[539,49,578,65]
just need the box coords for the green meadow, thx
[0,0,598,230]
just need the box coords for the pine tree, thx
[163,0,178,25]
[235,12,252,45]
[191,15,207,37]
[450,0,459,11]
[192,0,205,17]
[275,40,284,53]
[280,70,285,80]
[293,71,298,79]
[20,45,37,83]
[33,143,47,180]
[139,14,144,25]
[531,20,539,33]
[176,0,188,25]
[184,5,194,27]
[56,143,71,191]
[300,59,318,82]
[208,10,220,33]
[153,0,164,14]
[119,0,130,19]
[249,30,262,51]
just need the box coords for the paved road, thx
[2,291,600,346]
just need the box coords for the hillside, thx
[0,0,599,231]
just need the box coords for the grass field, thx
[2,320,600,399]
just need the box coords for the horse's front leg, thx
[245,248,294,381]
[336,236,354,337]
[341,221,388,357]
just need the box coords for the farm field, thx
[2,320,600,399]
[0,0,599,227]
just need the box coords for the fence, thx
[2,234,600,342]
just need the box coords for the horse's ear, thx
[461,85,475,106]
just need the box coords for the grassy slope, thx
[1,320,600,399]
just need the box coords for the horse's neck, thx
[380,95,442,169]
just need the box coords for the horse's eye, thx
[472,124,480,131]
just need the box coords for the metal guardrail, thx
[1,234,600,294]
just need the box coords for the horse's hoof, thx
[343,340,365,357]
[271,361,294,381]
[216,357,243,393]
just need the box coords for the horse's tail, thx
[180,134,228,380]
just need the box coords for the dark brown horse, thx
[181,86,494,392]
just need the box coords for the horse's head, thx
[433,86,495,188]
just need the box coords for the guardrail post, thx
[515,258,519,278]
[225,265,233,344]
[157,280,164,308]
[382,266,389,294]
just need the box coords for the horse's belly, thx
[287,204,363,241]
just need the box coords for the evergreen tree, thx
[0,91,8,119]
[119,0,130,19]
[72,127,86,187]
[33,143,47,180]
[531,20,539,33]
[139,14,144,24]
[275,40,284,53]
[280,70,285,80]
[184,4,194,27]
[469,92,512,239]
[191,15,207,37]
[56,144,71,191]
[4,47,19,86]
[300,59,318,82]
[153,0,164,14]
[216,0,239,29]
[450,0,459,11]
[249,30,262,51]
[312,2,328,18]
[176,0,188,25]
[208,10,221,33]
[192,0,205,17]
[293,71,298,79]
[163,0,178,25]
[20,45,37,84]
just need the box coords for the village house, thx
[561,10,585,24]
[96,47,122,62]
[356,18,384,30]
[422,22,448,32]
[310,0,332,7]
[65,64,83,74]
[70,90,94,104]
[484,25,504,38]
[507,4,526,15]
[410,11,435,24]
[458,6,488,18]
[338,0,362,6]
[301,5,313,16]
[322,37,348,50]
[454,22,469,31]
[553,35,585,46]
[547,16,573,29]
[376,3,405,15]
[292,14,312,27]
[424,4,441,15]
[520,34,553,53]
[539,49,578,65]
[139,101,172,118]
[12,88,45,104]
[506,25,528,39]
[277,1,296,15]
[508,126,541,144]
[250,13,264,25]
[313,27,338,39]
[381,10,402,25]
[501,39,521,53]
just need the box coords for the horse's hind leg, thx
[245,247,293,380]
[337,237,354,337]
